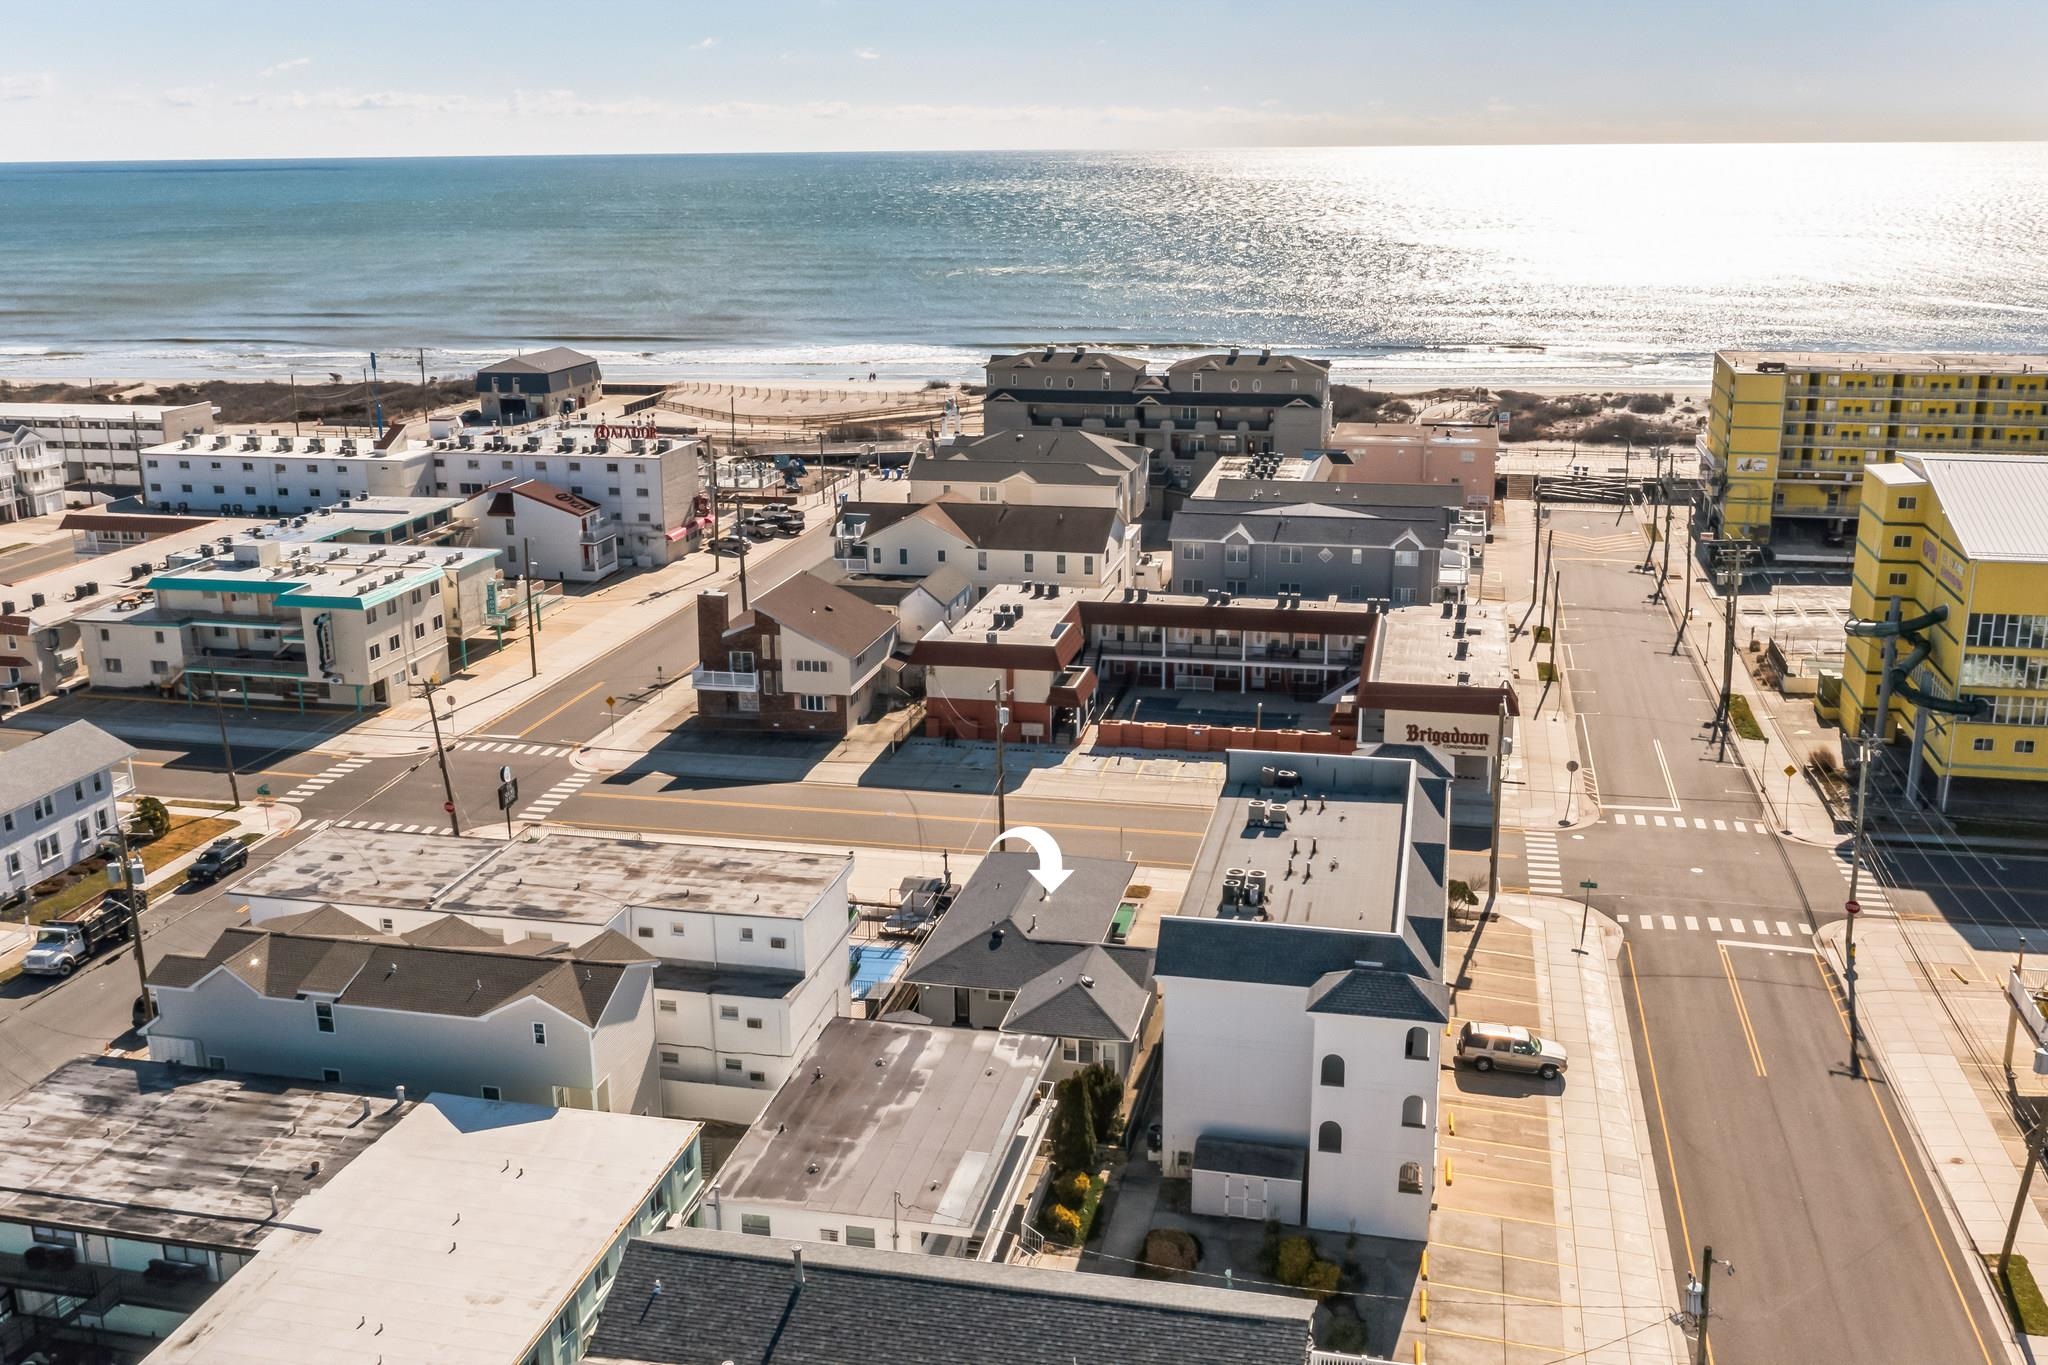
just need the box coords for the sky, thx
[3,1,2044,162]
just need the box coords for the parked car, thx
[1455,1022,1567,1080]
[187,837,249,885]
[709,536,751,556]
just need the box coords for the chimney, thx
[793,1246,806,1285]
[700,589,730,642]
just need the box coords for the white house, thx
[233,828,858,1125]
[0,422,67,522]
[463,478,619,582]
[0,399,215,489]
[145,906,662,1115]
[0,721,134,902]
[706,1019,1055,1258]
[1154,748,1450,1241]
[833,496,1135,598]
[912,429,1149,520]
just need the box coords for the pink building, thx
[1326,422,1497,510]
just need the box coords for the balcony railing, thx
[692,666,760,693]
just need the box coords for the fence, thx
[1093,719,1352,755]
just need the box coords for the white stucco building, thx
[1154,748,1450,1241]
[232,828,857,1125]
[0,399,215,489]
[141,430,438,514]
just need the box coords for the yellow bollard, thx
[1415,1343,1426,1364]
[1447,1111,1456,1136]
[1444,1157,1454,1186]
[1420,1248,1429,1281]
[1419,1286,1429,1322]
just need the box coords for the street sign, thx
[605,695,616,709]
[1567,760,1580,773]
[1784,764,1798,777]
[497,779,520,811]
[443,801,456,814]
[1579,879,1598,890]
[499,764,514,784]
[256,783,271,797]
[1844,899,1861,916]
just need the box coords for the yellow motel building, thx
[1844,454,2048,801]
[1704,351,2048,560]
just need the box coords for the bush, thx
[1041,1203,1083,1245]
[1052,1073,1096,1173]
[1273,1235,1344,1298]
[1055,1171,1092,1208]
[1627,392,1673,414]
[1080,1063,1124,1144]
[1139,1228,1199,1277]
[131,796,171,841]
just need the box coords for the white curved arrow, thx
[991,825,1072,894]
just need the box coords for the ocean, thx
[3,142,2046,390]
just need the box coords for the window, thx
[1887,572,1909,587]
[104,658,123,674]
[1399,1161,1424,1194]
[749,1070,767,1083]
[1317,1121,1342,1154]
[638,926,655,938]
[1023,553,1035,573]
[1974,737,1995,752]
[1056,554,1068,574]
[1394,549,1420,568]
[660,1050,679,1064]
[977,551,988,571]
[1402,1095,1428,1128]
[1405,1026,1429,1060]
[793,659,829,673]
[1319,1054,1345,1087]
[798,694,829,712]
[724,1058,742,1071]
[1181,544,1203,561]
[321,1067,343,1083]
[482,1085,502,1101]
[670,923,686,936]
[1897,496,1918,510]
[845,1226,878,1248]
[532,1022,547,1046]
[720,1005,739,1020]
[658,1000,677,1013]
[1891,534,1915,549]
[770,936,787,949]
[820,1228,839,1242]
[315,1002,335,1033]
[2020,741,2037,755]
[1083,555,1094,575]
[746,1017,763,1029]
[95,810,108,832]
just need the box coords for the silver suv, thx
[1457,1022,1568,1081]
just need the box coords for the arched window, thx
[1402,1095,1427,1128]
[1398,1161,1423,1193]
[1319,1054,1345,1088]
[1405,1027,1430,1060]
[1317,1121,1343,1154]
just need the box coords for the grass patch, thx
[23,815,237,923]
[1532,625,1552,643]
[1726,694,1765,742]
[1536,661,1556,683]
[1988,1254,2048,1335]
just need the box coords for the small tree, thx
[1079,1062,1124,1143]
[1448,879,1480,915]
[131,796,171,841]
[1051,1072,1096,1173]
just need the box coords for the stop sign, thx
[1845,899,1861,916]
[444,801,456,814]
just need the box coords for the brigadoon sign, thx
[1386,708,1498,756]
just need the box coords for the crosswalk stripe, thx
[1661,915,1677,930]
[1684,916,1699,931]
[1694,818,1707,830]
[1777,921,1795,937]
[1714,820,1727,831]
[1799,922,1813,934]
[1707,917,1722,932]
[1733,820,1748,833]
[1653,816,1667,828]
[1617,913,1630,923]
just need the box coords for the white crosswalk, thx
[518,771,593,822]
[1523,829,1564,896]
[302,818,451,836]
[1618,913,1813,938]
[454,739,579,759]
[1599,813,1769,834]
[280,756,373,805]
[1830,850,1894,913]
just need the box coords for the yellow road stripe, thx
[1426,1278,1565,1307]
[1432,1206,1560,1228]
[1624,940,1707,1362]
[516,680,607,738]
[1719,942,1768,1078]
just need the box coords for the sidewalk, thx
[1634,501,1842,846]
[1431,895,1688,1365]
[1491,498,1594,834]
[1819,911,2048,1361]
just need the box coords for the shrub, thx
[1080,1063,1125,1144]
[1051,1073,1096,1173]
[1055,1171,1092,1208]
[131,796,171,840]
[1258,1219,1284,1275]
[1627,392,1673,414]
[1041,1203,1083,1245]
[1140,1228,1199,1277]
[1809,747,1842,778]
[1273,1236,1344,1297]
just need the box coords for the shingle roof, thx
[0,721,134,814]
[753,571,897,658]
[905,852,1133,992]
[1170,501,1449,550]
[149,912,650,1027]
[585,1226,1315,1365]
[1307,967,1450,1023]
[1906,454,2048,563]
[1001,943,1153,1042]
[844,497,1122,554]
[477,346,597,376]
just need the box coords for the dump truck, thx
[21,896,135,977]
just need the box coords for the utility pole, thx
[1713,545,1750,760]
[418,348,429,426]
[208,681,242,808]
[110,816,155,1024]
[2001,1126,2046,1283]
[1548,572,1561,681]
[708,445,723,567]
[1676,494,1696,655]
[1688,1245,1732,1365]
[289,372,300,438]
[1659,490,1675,599]
[1845,733,1874,1079]
[1525,490,1543,630]
[522,537,540,678]
[991,682,1011,850]
[416,675,462,836]
[1487,690,1507,908]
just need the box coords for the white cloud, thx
[261,57,312,78]
[691,37,718,50]
[853,47,880,61]
[0,72,55,102]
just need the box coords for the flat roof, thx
[1182,753,1411,933]
[0,1059,402,1251]
[948,583,1080,645]
[0,400,210,421]
[145,432,433,461]
[717,1019,1053,1224]
[148,1094,700,1365]
[239,827,849,923]
[1374,600,1511,689]
[1717,349,2048,376]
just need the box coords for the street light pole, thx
[110,816,155,1024]
[208,681,242,808]
[1690,1245,1732,1365]
[1487,691,1507,908]
[1845,733,1874,1079]
[417,675,462,836]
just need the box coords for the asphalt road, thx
[1513,505,2005,1364]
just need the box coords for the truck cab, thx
[20,899,133,977]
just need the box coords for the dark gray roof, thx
[1170,501,1449,550]
[809,562,976,613]
[1192,1136,1308,1182]
[652,962,805,1000]
[476,346,597,376]
[753,571,897,657]
[585,1226,1315,1365]
[905,852,1133,993]
[843,498,1122,553]
[0,721,134,813]
[1002,943,1154,1043]
[149,911,649,1027]
[947,428,1144,470]
[1206,479,1466,510]
[1155,917,1425,987]
[1307,968,1449,1023]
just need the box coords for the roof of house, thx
[1000,943,1154,1042]
[0,1059,402,1253]
[752,571,898,657]
[714,1019,1053,1224]
[1170,500,1450,550]
[843,497,1122,554]
[148,1096,700,1365]
[1307,966,1450,1023]
[1902,454,2048,563]
[585,1225,1315,1365]
[485,477,601,517]
[0,720,134,814]
[1192,1135,1309,1182]
[148,909,650,1027]
[476,346,598,376]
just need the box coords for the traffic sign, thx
[1567,760,1580,773]
[1784,764,1798,777]
[497,779,520,811]
[443,801,456,814]
[605,695,616,708]
[499,764,513,784]
[1845,899,1861,916]
[1579,879,1598,890]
